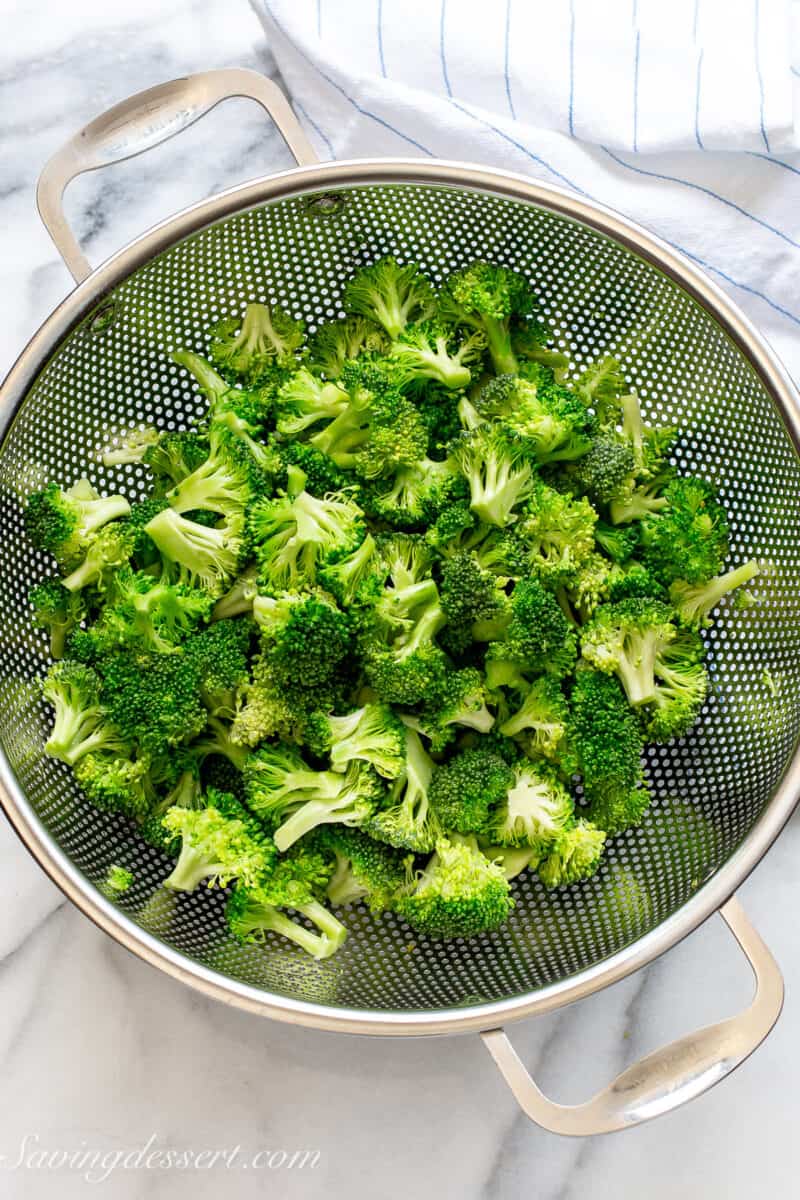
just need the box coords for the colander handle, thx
[36,68,319,284]
[482,895,783,1136]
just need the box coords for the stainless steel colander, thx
[1,68,799,1136]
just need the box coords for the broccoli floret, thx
[60,522,135,594]
[98,649,208,755]
[272,438,356,498]
[209,302,305,381]
[609,477,671,525]
[428,742,514,835]
[317,825,408,912]
[519,480,597,586]
[29,578,87,658]
[490,761,573,854]
[367,457,464,528]
[230,654,308,748]
[536,820,606,888]
[187,618,252,721]
[367,729,439,853]
[248,469,364,591]
[145,507,241,596]
[641,476,729,585]
[646,629,708,741]
[557,552,617,624]
[499,675,570,764]
[74,752,151,821]
[573,355,626,423]
[606,561,666,604]
[161,789,275,892]
[308,315,389,378]
[101,863,134,895]
[617,392,677,480]
[87,567,213,655]
[485,577,577,679]
[569,669,644,795]
[318,533,383,607]
[253,590,351,693]
[583,781,651,838]
[24,478,131,569]
[394,834,513,938]
[440,261,537,375]
[100,427,160,467]
[568,435,635,504]
[343,256,435,337]
[437,550,506,652]
[388,320,486,390]
[226,847,347,960]
[477,373,593,463]
[274,367,349,435]
[42,660,127,766]
[449,425,535,527]
[478,842,535,881]
[580,598,677,706]
[594,520,638,563]
[311,374,428,480]
[307,703,406,778]
[415,667,495,751]
[144,430,210,494]
[669,560,761,627]
[414,383,464,457]
[164,426,266,521]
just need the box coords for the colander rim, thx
[1,156,799,1036]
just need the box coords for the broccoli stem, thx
[266,903,345,959]
[617,632,660,705]
[164,845,219,892]
[483,318,518,375]
[273,799,354,852]
[672,560,761,623]
[172,349,229,407]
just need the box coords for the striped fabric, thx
[251,0,800,381]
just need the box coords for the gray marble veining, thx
[0,3,797,1197]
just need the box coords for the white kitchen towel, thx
[251,0,800,380]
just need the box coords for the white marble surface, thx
[0,2,799,1197]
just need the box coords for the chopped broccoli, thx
[162,789,275,892]
[343,256,435,337]
[42,660,127,766]
[24,478,131,569]
[209,302,305,381]
[491,762,574,854]
[389,320,485,390]
[580,598,677,706]
[306,703,406,778]
[428,742,514,835]
[440,261,537,375]
[317,825,408,912]
[536,820,606,888]
[308,315,389,378]
[449,425,535,527]
[669,560,761,627]
[367,729,439,853]
[394,834,513,938]
[29,578,86,658]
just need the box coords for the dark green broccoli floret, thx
[477,373,593,463]
[317,825,408,912]
[518,480,597,586]
[594,520,638,563]
[343,256,435,338]
[88,567,213,655]
[415,667,495,751]
[485,577,577,679]
[98,649,208,755]
[440,261,537,375]
[394,834,513,938]
[606,561,666,603]
[583,781,651,838]
[24,478,131,569]
[367,457,464,528]
[253,590,351,693]
[318,533,383,607]
[568,436,635,504]
[428,742,514,835]
[569,669,644,796]
[437,550,506,652]
[641,476,729,585]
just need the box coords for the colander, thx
[1,68,798,1137]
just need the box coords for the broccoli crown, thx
[388,320,486,391]
[248,479,364,591]
[449,424,535,528]
[606,561,666,603]
[437,550,506,650]
[42,660,127,766]
[519,480,597,586]
[487,577,577,678]
[61,522,135,595]
[74,752,151,822]
[367,729,439,852]
[254,591,351,692]
[313,702,407,779]
[366,457,464,529]
[144,430,210,493]
[308,315,389,379]
[477,373,593,463]
[226,863,348,960]
[416,666,495,751]
[88,567,214,655]
[429,743,514,835]
[537,820,606,888]
[24,478,131,568]
[574,355,626,419]
[499,675,570,764]
[645,629,708,742]
[162,788,276,892]
[343,256,435,338]
[318,532,384,608]
[311,372,429,480]
[491,761,574,854]
[317,825,408,911]
[144,507,241,597]
[395,835,513,939]
[584,782,651,838]
[209,302,305,382]
[441,262,537,375]
[568,670,644,794]
[569,435,636,504]
[580,597,676,706]
[98,649,209,755]
[641,476,729,585]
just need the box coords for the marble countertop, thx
[1,3,798,1197]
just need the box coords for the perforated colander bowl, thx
[2,69,799,1136]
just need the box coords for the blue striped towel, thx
[251,0,800,381]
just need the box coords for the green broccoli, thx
[440,261,537,375]
[161,789,275,892]
[491,762,574,854]
[498,675,570,763]
[428,742,514,835]
[388,320,485,390]
[449,425,535,527]
[394,834,513,938]
[209,302,305,381]
[669,560,761,627]
[641,476,728,584]
[274,367,349,435]
[42,660,127,766]
[580,598,677,706]
[306,703,406,778]
[367,729,439,853]
[308,315,389,378]
[536,820,606,887]
[29,578,87,658]
[343,256,435,338]
[24,478,131,569]
[317,825,408,912]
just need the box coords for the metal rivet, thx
[87,300,119,335]
[303,192,346,218]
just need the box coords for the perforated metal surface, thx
[1,179,799,1017]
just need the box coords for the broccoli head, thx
[394,834,513,938]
